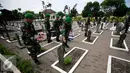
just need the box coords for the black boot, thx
[34,59,41,65]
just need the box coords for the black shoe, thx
[68,39,71,41]
[35,60,41,65]
[56,39,60,42]
[65,45,69,48]
[48,40,52,43]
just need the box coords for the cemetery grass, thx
[56,48,85,72]
[111,58,130,73]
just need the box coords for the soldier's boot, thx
[56,35,60,42]
[34,59,41,65]
[64,42,69,48]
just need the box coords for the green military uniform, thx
[63,15,72,48]
[44,14,52,43]
[53,15,60,41]
[21,13,41,64]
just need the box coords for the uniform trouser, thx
[65,29,70,43]
[46,29,51,42]
[55,28,60,40]
[27,47,38,62]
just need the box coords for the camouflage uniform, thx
[44,14,52,43]
[53,15,60,41]
[21,13,41,64]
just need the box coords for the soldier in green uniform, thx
[44,13,52,43]
[64,15,72,48]
[21,13,41,65]
[53,14,60,42]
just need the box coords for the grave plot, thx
[110,22,116,31]
[93,30,103,35]
[28,41,62,58]
[90,22,96,29]
[15,34,25,49]
[101,22,109,30]
[111,31,122,37]
[82,35,98,44]
[71,28,81,39]
[6,34,18,43]
[110,26,116,31]
[111,22,123,37]
[107,55,130,73]
[51,47,89,73]
[0,54,21,73]
[110,38,129,52]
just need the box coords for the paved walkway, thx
[0,22,130,73]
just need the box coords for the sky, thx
[0,0,130,13]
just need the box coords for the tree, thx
[93,1,100,16]
[82,1,100,17]
[82,2,93,17]
[101,0,128,16]
[113,4,128,17]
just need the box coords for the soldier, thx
[63,15,72,48]
[21,13,41,65]
[44,13,52,43]
[53,14,60,42]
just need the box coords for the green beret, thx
[25,13,34,19]
[45,13,50,18]
[65,17,72,23]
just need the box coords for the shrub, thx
[0,44,34,73]
[64,56,72,65]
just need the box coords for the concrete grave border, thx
[111,31,122,37]
[82,35,99,44]
[0,54,21,73]
[0,36,5,39]
[93,30,103,35]
[28,41,62,58]
[110,26,116,31]
[107,55,130,73]
[110,38,129,52]
[51,46,89,73]
[73,33,81,39]
[6,39,17,43]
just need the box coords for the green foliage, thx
[0,44,34,73]
[101,0,128,17]
[41,48,47,51]
[16,57,34,73]
[64,56,72,65]
[82,1,100,17]
[57,11,64,17]
[0,44,15,55]
[72,16,82,21]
